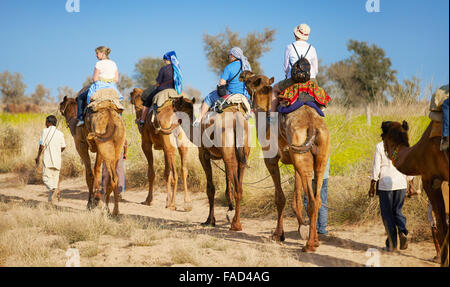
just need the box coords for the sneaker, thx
[399,232,408,250]
[440,137,449,151]
[76,120,84,127]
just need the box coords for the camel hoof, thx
[201,218,216,227]
[230,224,242,231]
[169,205,176,211]
[302,246,316,253]
[314,240,320,248]
[271,232,285,242]
[141,201,152,206]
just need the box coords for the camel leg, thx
[223,150,241,231]
[179,146,192,212]
[292,171,306,227]
[292,153,318,252]
[265,156,286,242]
[89,153,103,209]
[104,159,119,216]
[141,141,155,206]
[166,152,178,211]
[424,178,449,262]
[199,149,216,227]
[77,141,95,210]
[105,180,112,215]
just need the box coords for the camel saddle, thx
[87,88,124,113]
[152,88,184,112]
[212,94,251,119]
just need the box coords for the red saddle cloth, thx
[279,80,330,106]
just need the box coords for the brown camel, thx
[59,93,126,216]
[174,95,250,231]
[130,88,192,211]
[240,71,330,252]
[381,120,449,266]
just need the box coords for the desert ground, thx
[0,173,439,267]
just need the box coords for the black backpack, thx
[290,43,311,83]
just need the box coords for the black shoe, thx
[399,232,408,250]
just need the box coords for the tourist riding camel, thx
[193,47,251,126]
[136,51,183,127]
[76,46,123,127]
[240,69,330,252]
[270,23,319,119]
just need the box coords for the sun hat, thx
[293,24,310,41]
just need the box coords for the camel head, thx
[174,96,195,122]
[59,96,77,119]
[129,88,144,119]
[381,121,410,161]
[239,71,274,111]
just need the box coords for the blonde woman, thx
[77,46,123,126]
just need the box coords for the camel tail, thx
[234,116,248,166]
[290,124,317,155]
[90,110,117,143]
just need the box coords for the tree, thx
[82,76,93,89]
[184,86,202,102]
[57,86,75,102]
[388,76,422,105]
[326,40,397,106]
[31,84,51,105]
[117,74,134,96]
[135,56,165,89]
[203,27,276,75]
[0,71,27,104]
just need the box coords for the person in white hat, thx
[270,23,319,115]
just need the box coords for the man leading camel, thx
[35,115,66,204]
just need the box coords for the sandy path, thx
[0,173,439,267]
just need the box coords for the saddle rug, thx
[279,80,330,107]
[430,121,442,139]
[277,100,324,117]
[153,88,184,110]
[87,88,124,112]
[212,94,251,119]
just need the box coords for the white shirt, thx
[39,126,66,170]
[371,142,413,191]
[95,59,118,80]
[284,41,318,79]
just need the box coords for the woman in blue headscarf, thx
[137,51,183,126]
[193,47,251,127]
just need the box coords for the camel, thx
[129,88,192,211]
[59,91,126,216]
[381,120,449,266]
[174,95,251,231]
[240,71,330,252]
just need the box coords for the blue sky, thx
[0,0,448,101]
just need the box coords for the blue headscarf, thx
[229,47,252,72]
[163,51,183,94]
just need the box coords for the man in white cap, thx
[270,23,319,115]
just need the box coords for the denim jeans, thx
[442,98,449,138]
[378,189,408,248]
[303,178,328,234]
[77,89,88,121]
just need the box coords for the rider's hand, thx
[368,185,375,198]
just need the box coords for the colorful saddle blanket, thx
[279,80,330,106]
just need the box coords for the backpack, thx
[290,43,311,83]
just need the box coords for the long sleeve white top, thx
[283,41,318,80]
[371,142,413,191]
